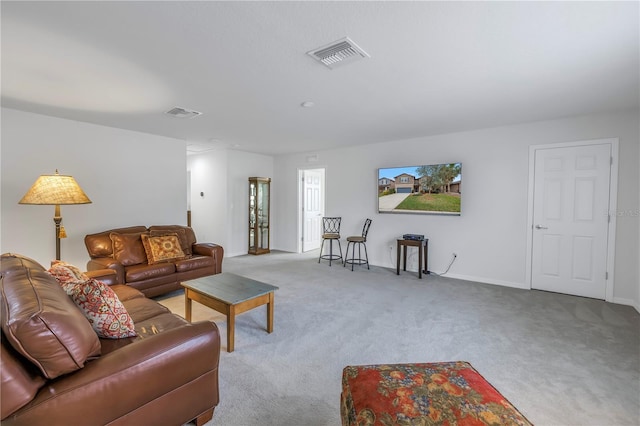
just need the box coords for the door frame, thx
[297,167,326,253]
[525,138,619,302]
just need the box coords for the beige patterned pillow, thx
[141,233,186,264]
[150,228,192,255]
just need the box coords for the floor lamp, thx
[19,170,92,261]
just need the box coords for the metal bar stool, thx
[318,217,343,266]
[344,219,372,271]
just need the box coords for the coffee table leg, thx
[185,291,192,322]
[227,305,235,352]
[267,292,274,333]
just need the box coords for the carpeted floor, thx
[157,250,640,426]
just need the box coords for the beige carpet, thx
[156,250,640,426]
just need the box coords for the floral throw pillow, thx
[48,263,136,339]
[141,233,186,264]
[48,260,89,284]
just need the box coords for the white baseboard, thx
[612,297,640,313]
[438,272,529,290]
[226,251,248,258]
[435,275,639,310]
[370,260,529,290]
[341,259,639,312]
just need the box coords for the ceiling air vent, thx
[164,107,202,119]
[307,37,370,69]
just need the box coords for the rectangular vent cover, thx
[165,107,202,119]
[307,37,370,69]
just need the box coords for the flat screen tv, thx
[378,163,462,215]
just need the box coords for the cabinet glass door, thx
[249,177,270,254]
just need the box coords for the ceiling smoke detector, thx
[307,37,370,69]
[164,106,202,119]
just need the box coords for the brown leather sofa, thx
[85,225,223,298]
[1,253,220,426]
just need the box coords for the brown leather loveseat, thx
[1,253,220,425]
[85,225,223,297]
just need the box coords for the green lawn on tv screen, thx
[395,193,461,212]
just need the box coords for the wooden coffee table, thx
[181,273,279,352]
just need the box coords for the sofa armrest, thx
[86,258,125,284]
[192,243,224,274]
[5,321,220,425]
[85,269,118,286]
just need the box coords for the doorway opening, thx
[298,168,325,253]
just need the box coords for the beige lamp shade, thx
[19,170,91,261]
[19,171,92,205]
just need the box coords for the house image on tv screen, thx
[378,163,461,215]
[394,173,419,193]
[378,177,395,194]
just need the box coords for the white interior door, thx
[531,143,612,299]
[302,168,324,252]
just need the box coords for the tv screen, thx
[378,163,462,215]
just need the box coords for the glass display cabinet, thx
[248,177,271,255]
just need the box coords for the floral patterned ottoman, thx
[341,361,532,426]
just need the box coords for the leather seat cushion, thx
[134,313,191,339]
[122,298,171,323]
[124,263,176,283]
[110,285,146,302]
[174,256,215,272]
[98,312,190,355]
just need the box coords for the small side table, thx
[397,238,429,279]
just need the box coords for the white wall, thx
[3,107,637,309]
[187,150,228,248]
[273,109,640,307]
[188,149,274,258]
[1,108,188,268]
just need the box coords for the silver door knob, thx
[535,224,548,230]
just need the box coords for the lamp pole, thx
[54,204,62,261]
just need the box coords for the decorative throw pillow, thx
[48,260,90,285]
[150,228,192,255]
[47,262,136,339]
[57,277,137,339]
[141,233,186,264]
[110,232,148,266]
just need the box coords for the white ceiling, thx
[2,1,638,156]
